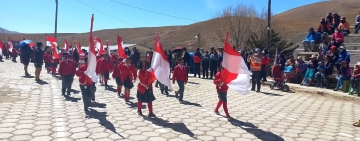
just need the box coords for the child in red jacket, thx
[137,60,156,117]
[113,57,124,96]
[213,67,232,120]
[51,55,60,76]
[172,57,188,104]
[118,56,137,102]
[76,57,95,112]
[350,64,360,94]
[58,53,77,95]
[96,53,113,88]
[43,50,52,73]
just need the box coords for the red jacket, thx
[96,58,112,74]
[172,64,188,83]
[76,64,93,86]
[137,70,156,94]
[12,48,17,55]
[58,59,77,76]
[214,72,228,92]
[111,54,118,62]
[43,53,51,63]
[118,63,137,83]
[194,55,201,63]
[332,32,344,42]
[261,55,270,65]
[112,62,123,78]
[52,57,59,64]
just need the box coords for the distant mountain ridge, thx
[0,27,19,34]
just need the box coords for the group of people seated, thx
[302,12,359,52]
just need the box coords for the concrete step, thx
[328,34,360,37]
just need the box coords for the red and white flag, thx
[64,39,69,53]
[46,36,59,58]
[221,32,252,94]
[150,33,172,90]
[117,35,126,59]
[8,36,13,52]
[106,38,111,54]
[73,39,84,55]
[0,41,3,55]
[85,14,98,82]
[95,37,104,56]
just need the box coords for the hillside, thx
[275,0,360,32]
[2,18,228,51]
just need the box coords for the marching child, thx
[43,50,52,73]
[51,52,60,76]
[172,57,188,104]
[213,66,232,120]
[113,57,124,96]
[96,53,113,89]
[118,56,137,102]
[137,60,156,117]
[76,57,95,112]
[58,53,77,95]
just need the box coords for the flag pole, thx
[54,0,58,39]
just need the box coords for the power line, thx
[76,0,137,27]
[109,0,198,22]
[0,9,91,30]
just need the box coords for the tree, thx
[245,29,299,63]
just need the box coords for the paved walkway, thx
[0,59,360,141]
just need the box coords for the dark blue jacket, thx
[337,50,350,64]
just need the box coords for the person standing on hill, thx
[355,12,360,34]
[302,28,318,52]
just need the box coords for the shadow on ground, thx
[229,118,284,141]
[86,108,124,139]
[142,116,197,139]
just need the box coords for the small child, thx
[172,57,188,104]
[315,62,326,88]
[350,64,360,94]
[213,67,231,120]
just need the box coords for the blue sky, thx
[0,0,324,33]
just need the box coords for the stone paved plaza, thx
[0,59,360,141]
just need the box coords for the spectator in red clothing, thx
[76,57,95,112]
[172,57,188,104]
[96,53,113,88]
[331,28,344,48]
[213,66,231,120]
[261,49,270,82]
[193,48,202,78]
[58,53,77,95]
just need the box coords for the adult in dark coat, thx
[131,47,140,67]
[34,42,44,81]
[181,47,191,76]
[21,44,33,76]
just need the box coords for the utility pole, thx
[54,0,58,39]
[196,33,201,49]
[267,0,271,50]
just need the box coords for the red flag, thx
[85,14,98,82]
[8,36,13,52]
[64,39,69,52]
[220,32,252,94]
[0,41,3,50]
[117,35,126,59]
[73,39,84,55]
[46,36,59,58]
[95,37,104,56]
[149,33,172,89]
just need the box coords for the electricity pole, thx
[267,0,271,49]
[55,0,58,39]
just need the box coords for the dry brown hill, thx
[2,18,226,52]
[275,0,360,31]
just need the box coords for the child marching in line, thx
[51,52,60,76]
[43,50,52,73]
[113,57,124,96]
[76,57,95,112]
[214,67,232,120]
[172,57,188,104]
[137,60,156,117]
[58,53,77,96]
[118,56,137,102]
[96,53,113,89]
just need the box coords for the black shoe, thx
[251,89,255,91]
[137,111,142,115]
[67,92,71,95]
[62,92,65,96]
[161,91,164,94]
[214,110,220,115]
[256,90,260,93]
[179,100,184,104]
[148,113,156,118]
